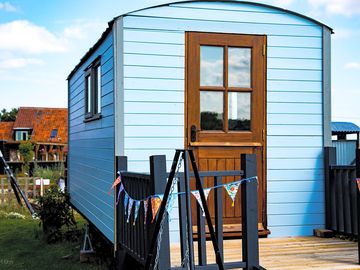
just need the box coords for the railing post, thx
[149,155,171,270]
[324,147,336,229]
[115,156,127,270]
[241,153,259,270]
[356,149,360,265]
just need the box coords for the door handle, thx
[190,125,197,142]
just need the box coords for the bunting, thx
[108,175,121,195]
[356,178,360,192]
[109,176,257,225]
[133,201,141,225]
[151,195,163,223]
[116,184,124,205]
[143,199,149,225]
[123,193,129,217]
[127,198,134,223]
[224,182,241,207]
[191,188,211,216]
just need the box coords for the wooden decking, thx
[170,237,360,269]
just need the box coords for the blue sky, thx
[0,0,359,126]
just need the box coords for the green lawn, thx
[0,204,109,270]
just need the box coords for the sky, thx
[0,0,359,126]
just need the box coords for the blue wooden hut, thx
[67,0,332,245]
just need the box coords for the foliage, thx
[19,140,34,175]
[37,187,77,243]
[0,108,18,122]
[33,163,65,181]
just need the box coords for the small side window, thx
[84,57,102,122]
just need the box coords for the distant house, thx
[0,107,68,173]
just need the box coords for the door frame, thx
[184,31,268,232]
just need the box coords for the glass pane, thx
[86,75,91,113]
[200,46,224,87]
[228,48,251,88]
[228,92,251,131]
[200,91,223,130]
[96,65,101,113]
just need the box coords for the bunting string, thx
[110,175,257,226]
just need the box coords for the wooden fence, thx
[116,153,262,270]
[0,178,41,204]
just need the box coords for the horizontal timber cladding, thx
[121,1,325,239]
[68,32,115,243]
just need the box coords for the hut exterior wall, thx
[119,1,325,240]
[68,32,115,243]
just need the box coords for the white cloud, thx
[308,0,360,16]
[345,62,360,70]
[0,57,43,70]
[0,20,66,54]
[62,21,106,40]
[0,2,16,12]
[273,0,295,8]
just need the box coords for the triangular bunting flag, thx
[151,196,163,223]
[133,201,141,226]
[123,193,129,216]
[127,198,134,223]
[143,199,149,225]
[108,175,121,195]
[116,184,124,205]
[191,188,212,216]
[224,182,241,207]
[356,178,360,192]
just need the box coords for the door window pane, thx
[200,46,224,87]
[228,48,251,88]
[200,91,224,130]
[228,92,251,131]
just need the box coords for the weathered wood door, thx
[185,32,267,236]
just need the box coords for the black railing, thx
[325,147,360,235]
[115,153,262,270]
[324,147,360,264]
[116,155,170,269]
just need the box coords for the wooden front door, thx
[185,32,267,236]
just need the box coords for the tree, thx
[19,140,34,175]
[0,108,18,122]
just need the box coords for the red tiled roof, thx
[14,107,68,144]
[0,122,14,141]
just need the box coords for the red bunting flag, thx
[108,176,121,195]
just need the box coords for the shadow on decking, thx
[170,237,359,270]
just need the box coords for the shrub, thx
[37,187,77,243]
[19,140,34,175]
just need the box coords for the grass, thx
[0,199,109,270]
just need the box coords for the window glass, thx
[200,91,224,130]
[86,75,92,113]
[228,92,251,131]
[228,48,251,88]
[200,46,224,87]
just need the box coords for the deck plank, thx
[170,237,359,269]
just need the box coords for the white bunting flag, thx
[191,188,211,216]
